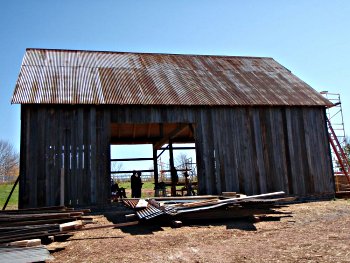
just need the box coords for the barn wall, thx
[19,105,334,208]
[111,105,334,196]
[19,105,110,208]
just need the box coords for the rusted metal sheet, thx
[125,192,286,220]
[12,48,332,106]
[122,199,140,209]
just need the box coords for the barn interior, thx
[110,122,196,197]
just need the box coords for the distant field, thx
[118,181,154,190]
[118,181,155,198]
[118,180,190,198]
[0,182,18,210]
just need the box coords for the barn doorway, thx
[109,123,197,198]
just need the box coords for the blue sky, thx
[1,0,349,157]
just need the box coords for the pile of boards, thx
[123,191,293,221]
[0,206,90,263]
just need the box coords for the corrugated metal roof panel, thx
[12,48,332,106]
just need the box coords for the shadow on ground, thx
[113,215,291,235]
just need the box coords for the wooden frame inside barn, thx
[12,48,335,208]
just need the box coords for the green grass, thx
[116,180,191,198]
[118,180,155,190]
[0,182,19,210]
[117,181,155,198]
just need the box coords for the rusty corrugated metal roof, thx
[11,48,332,106]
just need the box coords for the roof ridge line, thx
[25,48,273,60]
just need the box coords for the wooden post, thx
[169,141,176,196]
[153,148,159,196]
[60,168,64,206]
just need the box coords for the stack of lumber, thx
[0,206,142,262]
[0,206,91,262]
[0,206,90,244]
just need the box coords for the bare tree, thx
[111,161,124,182]
[343,137,350,163]
[0,140,19,183]
[175,152,197,182]
[176,152,189,170]
[337,136,350,169]
[111,161,123,173]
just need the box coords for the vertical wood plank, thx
[76,108,84,205]
[90,107,97,204]
[19,106,28,208]
[252,108,267,193]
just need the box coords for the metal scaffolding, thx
[321,92,347,170]
[321,91,350,192]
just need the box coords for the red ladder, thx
[327,118,350,185]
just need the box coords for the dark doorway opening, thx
[110,123,197,198]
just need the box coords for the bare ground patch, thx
[48,199,350,263]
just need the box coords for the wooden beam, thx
[132,124,136,139]
[110,137,162,144]
[154,124,189,149]
[157,145,169,159]
[111,158,153,162]
[117,123,121,139]
[160,146,196,151]
[110,137,194,145]
[64,221,139,232]
[169,141,176,196]
[153,149,159,185]
[147,123,152,138]
[111,169,154,174]
[189,123,195,135]
[159,123,164,138]
[155,168,189,173]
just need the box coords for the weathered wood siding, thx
[110,105,334,196]
[19,105,111,208]
[19,105,334,208]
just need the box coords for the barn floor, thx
[47,199,350,263]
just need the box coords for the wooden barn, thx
[12,48,335,208]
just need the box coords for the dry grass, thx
[48,199,350,263]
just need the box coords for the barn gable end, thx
[13,49,334,208]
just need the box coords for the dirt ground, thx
[48,199,350,263]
